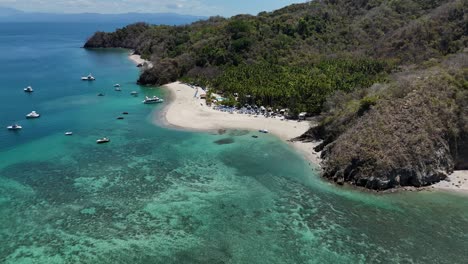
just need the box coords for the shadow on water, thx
[214,138,235,145]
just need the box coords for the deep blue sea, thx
[0,23,467,264]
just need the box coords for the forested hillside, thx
[85,0,467,190]
[302,53,467,189]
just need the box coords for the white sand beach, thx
[129,54,153,68]
[158,81,322,167]
[433,170,468,193]
[157,81,468,193]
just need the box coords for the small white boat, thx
[131,91,138,96]
[115,87,122,91]
[143,96,164,104]
[26,111,40,119]
[7,124,22,130]
[24,86,34,93]
[96,137,110,144]
[65,132,73,136]
[113,84,120,87]
[259,129,269,134]
[81,74,95,81]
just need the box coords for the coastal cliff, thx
[84,0,467,190]
[313,56,468,189]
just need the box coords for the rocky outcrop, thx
[137,59,180,85]
[83,1,467,190]
[454,133,468,170]
[84,23,150,49]
[313,61,468,190]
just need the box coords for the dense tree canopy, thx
[85,0,466,115]
[85,0,467,189]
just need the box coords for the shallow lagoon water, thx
[0,23,467,264]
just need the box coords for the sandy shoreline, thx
[128,53,153,68]
[432,170,468,193]
[154,81,468,194]
[157,81,322,167]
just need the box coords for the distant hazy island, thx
[0,7,204,24]
[85,0,467,191]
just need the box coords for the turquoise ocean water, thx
[0,23,467,263]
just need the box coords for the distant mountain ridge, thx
[0,7,24,16]
[0,7,205,25]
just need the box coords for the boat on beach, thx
[7,124,22,130]
[26,111,40,119]
[143,96,164,104]
[81,74,95,81]
[96,137,110,144]
[259,129,269,134]
[24,86,34,93]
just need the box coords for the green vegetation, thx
[85,0,467,190]
[206,59,393,115]
[85,0,466,115]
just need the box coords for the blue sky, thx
[0,0,305,16]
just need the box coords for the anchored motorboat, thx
[131,91,138,96]
[81,73,95,81]
[114,84,120,87]
[115,87,122,91]
[143,96,164,104]
[97,93,105,96]
[26,111,40,119]
[96,137,110,144]
[65,132,73,136]
[24,86,34,93]
[7,124,22,130]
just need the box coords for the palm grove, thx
[85,0,467,190]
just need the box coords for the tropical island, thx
[85,0,467,191]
